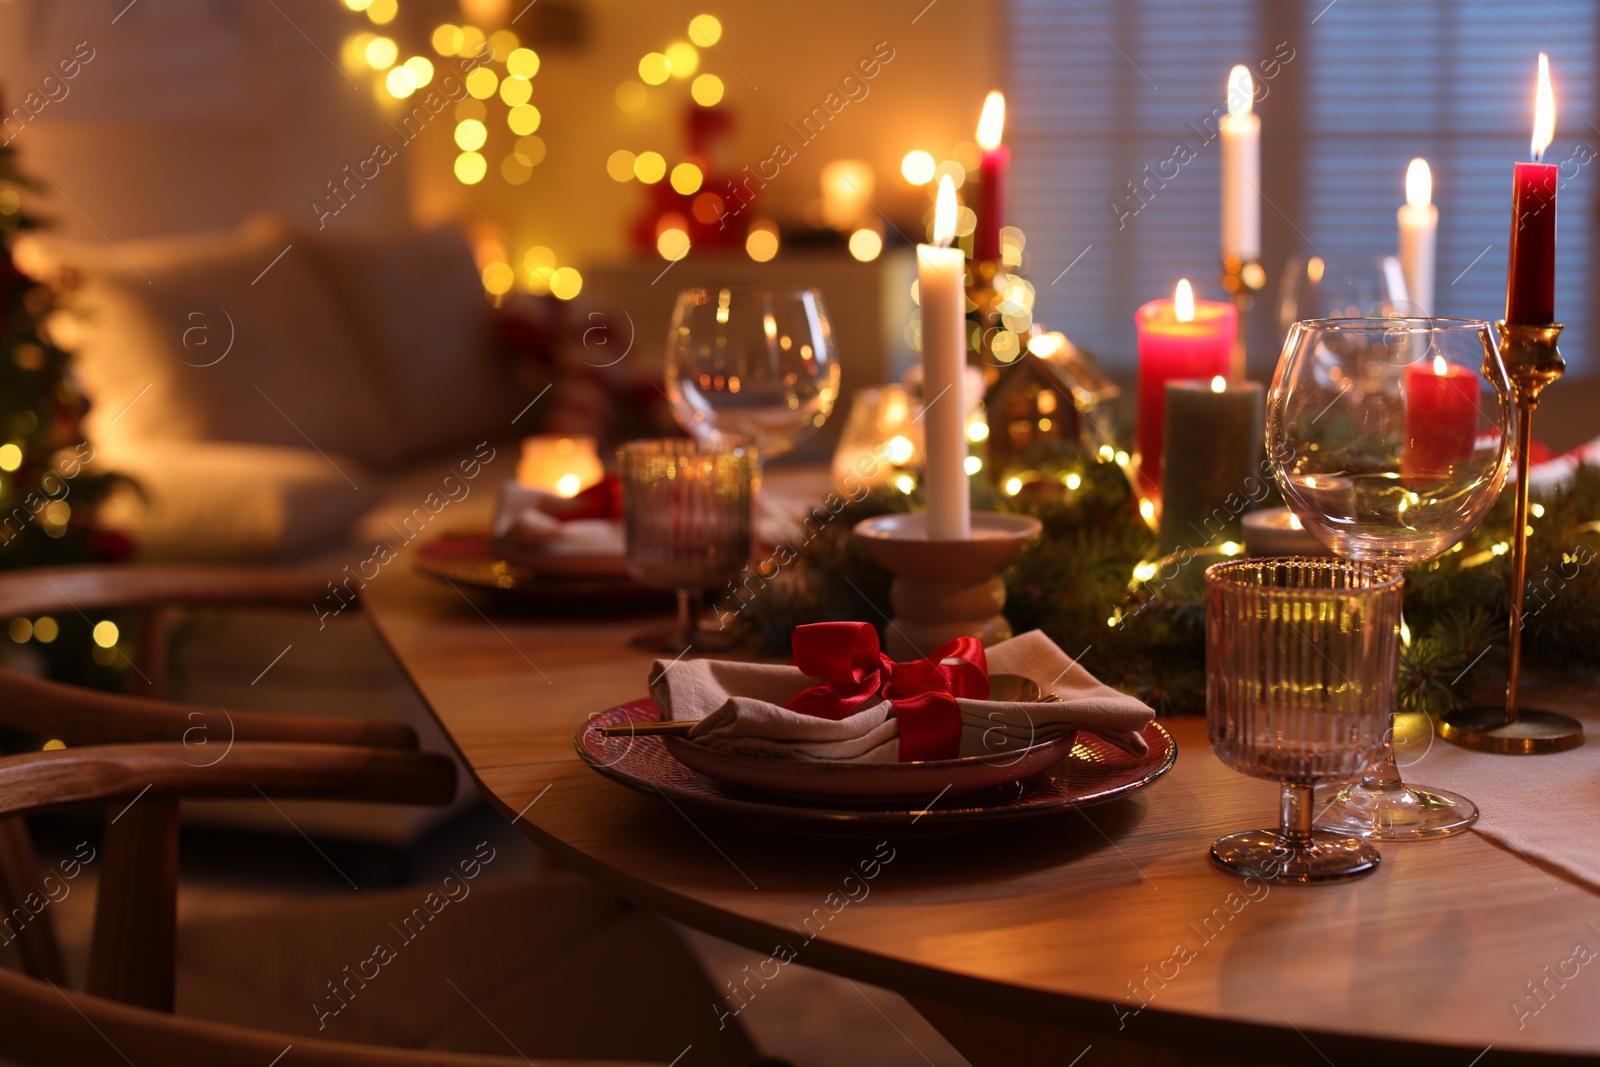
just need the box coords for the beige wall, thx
[0,0,998,277]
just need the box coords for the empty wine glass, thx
[664,288,841,462]
[1206,558,1403,883]
[619,438,757,653]
[1267,318,1514,840]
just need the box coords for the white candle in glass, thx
[1220,65,1261,262]
[917,175,971,540]
[517,434,603,497]
[1397,158,1438,315]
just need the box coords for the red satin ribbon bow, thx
[782,622,988,762]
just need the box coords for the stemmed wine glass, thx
[1206,558,1404,882]
[1266,318,1514,840]
[665,288,841,466]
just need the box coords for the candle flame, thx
[1288,512,1304,530]
[1533,52,1555,162]
[976,91,1006,151]
[1405,158,1432,208]
[1210,375,1226,393]
[1432,353,1448,376]
[1226,65,1253,117]
[1174,279,1195,323]
[933,174,956,246]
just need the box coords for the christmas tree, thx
[0,133,128,690]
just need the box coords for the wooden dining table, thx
[363,560,1600,1067]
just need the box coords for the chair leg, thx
[136,605,170,700]
[0,816,68,984]
[88,798,178,1011]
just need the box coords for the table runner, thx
[1403,677,1600,889]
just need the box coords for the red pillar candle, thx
[974,91,1007,263]
[1135,280,1237,498]
[1404,355,1479,481]
[1505,53,1558,325]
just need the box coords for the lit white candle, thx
[1397,158,1438,316]
[1219,65,1261,262]
[517,434,603,497]
[917,175,970,540]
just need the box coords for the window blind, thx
[1007,0,1597,374]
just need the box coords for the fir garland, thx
[748,449,1600,718]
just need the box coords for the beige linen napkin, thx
[649,629,1153,763]
[491,483,624,557]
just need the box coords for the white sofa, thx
[28,217,535,845]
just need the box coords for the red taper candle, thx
[1505,53,1558,325]
[974,91,1007,263]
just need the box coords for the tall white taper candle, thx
[917,175,970,540]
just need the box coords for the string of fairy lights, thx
[336,1,727,302]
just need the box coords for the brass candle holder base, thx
[1439,320,1584,755]
[1438,706,1583,755]
[1220,253,1265,380]
[853,511,1041,662]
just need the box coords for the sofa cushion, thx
[304,225,515,462]
[49,220,407,468]
[98,442,374,562]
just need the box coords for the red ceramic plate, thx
[662,733,1076,803]
[574,699,1177,834]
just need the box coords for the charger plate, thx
[575,699,1176,833]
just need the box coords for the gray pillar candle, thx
[1159,378,1266,555]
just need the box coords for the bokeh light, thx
[500,76,532,106]
[487,29,519,60]
[639,53,671,85]
[550,266,583,300]
[454,151,487,184]
[432,24,464,55]
[616,81,648,112]
[848,229,883,261]
[365,0,397,24]
[465,66,498,99]
[688,14,723,46]
[745,222,779,262]
[507,104,541,135]
[365,36,398,69]
[384,65,418,98]
[901,150,935,185]
[404,56,434,86]
[507,47,540,78]
[670,162,703,194]
[657,228,691,261]
[664,42,699,77]
[607,149,637,181]
[454,118,487,151]
[691,73,723,106]
[482,262,515,296]
[634,151,666,183]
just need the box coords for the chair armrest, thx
[0,565,333,618]
[0,743,458,819]
[0,669,417,750]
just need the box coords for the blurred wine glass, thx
[665,287,841,463]
[1266,317,1514,839]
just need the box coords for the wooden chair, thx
[0,741,676,1066]
[0,566,417,990]
[0,567,767,1066]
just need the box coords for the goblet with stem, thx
[1266,317,1514,840]
[1206,557,1404,882]
[619,438,757,654]
[665,287,841,463]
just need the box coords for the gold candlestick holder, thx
[1438,321,1584,754]
[1220,253,1265,380]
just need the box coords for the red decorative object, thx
[975,145,1009,263]
[782,622,987,761]
[1403,358,1479,480]
[1505,160,1557,325]
[1134,286,1236,497]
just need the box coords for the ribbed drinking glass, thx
[1206,558,1404,883]
[620,438,756,653]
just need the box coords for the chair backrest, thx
[0,566,415,993]
[0,743,645,1067]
